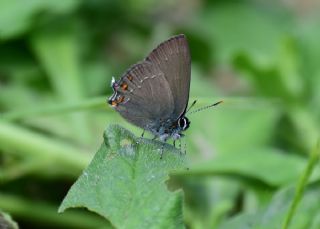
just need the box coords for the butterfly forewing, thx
[145,34,191,118]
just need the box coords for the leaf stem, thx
[1,97,107,121]
[0,96,275,122]
[0,122,91,174]
[282,140,320,229]
[0,193,107,228]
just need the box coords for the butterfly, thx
[108,34,222,148]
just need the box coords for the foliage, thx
[59,125,186,229]
[0,210,19,229]
[1,0,320,228]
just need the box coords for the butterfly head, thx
[177,116,190,131]
[167,116,190,141]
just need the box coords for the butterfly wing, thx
[108,61,175,131]
[145,34,191,118]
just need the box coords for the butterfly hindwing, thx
[109,61,175,131]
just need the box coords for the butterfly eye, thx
[178,117,190,130]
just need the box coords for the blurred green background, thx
[1,0,320,228]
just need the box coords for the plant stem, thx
[0,96,273,122]
[0,122,91,174]
[1,97,107,121]
[0,193,109,229]
[289,107,320,153]
[282,140,320,229]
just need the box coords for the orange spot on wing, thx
[117,96,125,103]
[121,83,128,90]
[111,101,118,107]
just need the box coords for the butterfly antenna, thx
[186,100,197,113]
[189,100,223,115]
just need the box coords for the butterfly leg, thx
[152,135,164,159]
[141,129,145,138]
[160,145,164,159]
[136,129,146,145]
[158,134,169,159]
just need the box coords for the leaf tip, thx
[57,202,67,213]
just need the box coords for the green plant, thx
[1,0,320,228]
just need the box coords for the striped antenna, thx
[186,100,197,113]
[188,100,223,115]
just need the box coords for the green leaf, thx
[177,148,320,188]
[59,125,186,229]
[233,38,304,102]
[218,184,320,229]
[196,3,292,67]
[30,24,91,143]
[188,106,280,157]
[0,210,19,229]
[233,54,291,101]
[0,0,80,39]
[218,141,320,229]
